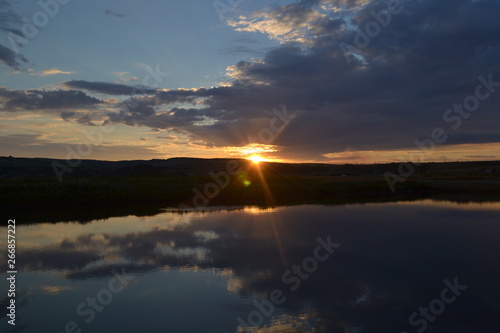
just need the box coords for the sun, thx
[248,154,265,164]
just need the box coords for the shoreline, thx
[2,176,499,225]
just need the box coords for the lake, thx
[1,200,499,333]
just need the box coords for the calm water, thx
[1,201,500,333]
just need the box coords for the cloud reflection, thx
[1,202,500,332]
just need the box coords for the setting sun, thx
[248,155,265,164]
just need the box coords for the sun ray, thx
[248,154,265,164]
[247,158,289,270]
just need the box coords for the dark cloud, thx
[63,80,158,95]
[0,43,26,69]
[0,87,102,111]
[104,97,159,126]
[77,113,96,126]
[60,111,76,120]
[0,0,29,69]
[445,133,500,145]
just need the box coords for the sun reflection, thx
[243,206,279,215]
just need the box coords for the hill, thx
[2,156,500,179]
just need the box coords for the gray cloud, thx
[77,113,96,126]
[0,43,26,69]
[60,111,76,120]
[0,0,28,69]
[63,80,158,95]
[445,133,500,146]
[0,87,102,111]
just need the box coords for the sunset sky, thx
[1,0,499,163]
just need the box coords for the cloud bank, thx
[2,0,500,161]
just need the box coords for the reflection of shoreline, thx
[4,191,500,225]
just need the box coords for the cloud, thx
[228,1,328,45]
[0,134,164,160]
[0,0,28,69]
[445,133,500,146]
[0,87,102,111]
[136,0,500,160]
[104,97,159,126]
[105,9,125,18]
[76,113,96,126]
[36,68,74,76]
[63,80,158,95]
[0,43,27,69]
[114,72,139,83]
[60,111,76,120]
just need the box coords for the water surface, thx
[1,200,499,332]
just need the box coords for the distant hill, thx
[0,156,243,178]
[1,156,499,179]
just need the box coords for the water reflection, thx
[1,201,499,332]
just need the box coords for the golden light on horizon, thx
[236,143,278,155]
[248,154,265,164]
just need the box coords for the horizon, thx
[3,154,500,166]
[1,0,500,164]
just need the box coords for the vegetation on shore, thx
[1,157,499,224]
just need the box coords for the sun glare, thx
[248,155,265,164]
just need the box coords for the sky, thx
[1,0,500,163]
